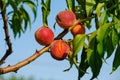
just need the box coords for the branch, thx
[0,0,13,65]
[0,19,81,75]
[0,29,67,74]
[0,46,50,74]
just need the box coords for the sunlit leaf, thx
[96,2,105,17]
[86,0,96,16]
[66,0,75,11]
[73,34,86,56]
[97,23,112,56]
[99,11,108,26]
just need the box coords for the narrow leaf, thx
[78,47,89,78]
[86,0,96,16]
[96,2,105,17]
[106,33,114,58]
[112,43,120,72]
[66,0,75,11]
[23,0,37,22]
[97,23,112,56]
[87,36,102,79]
[41,0,51,26]
[97,23,112,42]
[99,11,108,26]
[112,29,119,47]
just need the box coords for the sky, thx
[0,0,120,80]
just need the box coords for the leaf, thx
[87,35,102,79]
[7,0,37,37]
[89,51,102,80]
[21,7,31,31]
[23,0,37,22]
[41,0,51,26]
[112,43,120,72]
[66,0,75,11]
[112,29,119,47]
[97,23,112,57]
[97,23,112,42]
[86,0,96,16]
[78,46,89,78]
[96,2,105,17]
[99,11,108,26]
[106,32,114,58]
[73,34,86,56]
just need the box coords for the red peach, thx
[56,10,76,29]
[35,26,54,46]
[71,23,85,36]
[50,40,70,60]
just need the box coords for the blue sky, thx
[0,0,120,80]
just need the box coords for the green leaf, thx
[21,7,31,31]
[97,23,112,56]
[66,0,75,11]
[23,0,37,22]
[87,35,102,79]
[106,32,114,58]
[112,29,119,47]
[73,34,86,56]
[8,0,17,11]
[99,11,108,26]
[97,23,112,42]
[78,47,89,78]
[41,0,51,26]
[96,2,105,17]
[86,0,96,16]
[7,0,37,37]
[89,51,102,80]
[112,43,120,72]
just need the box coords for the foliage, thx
[4,0,37,37]
[0,0,120,80]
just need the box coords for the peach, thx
[56,10,76,29]
[35,26,54,46]
[71,23,85,36]
[50,40,70,60]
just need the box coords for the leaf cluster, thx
[5,0,37,37]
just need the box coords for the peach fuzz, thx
[35,26,54,46]
[56,10,76,29]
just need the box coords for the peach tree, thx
[0,0,120,80]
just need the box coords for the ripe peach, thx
[71,23,85,36]
[56,10,76,29]
[50,40,70,60]
[35,26,54,46]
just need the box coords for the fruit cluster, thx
[35,10,85,61]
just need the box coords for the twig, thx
[0,0,13,65]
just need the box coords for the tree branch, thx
[0,18,80,75]
[0,0,13,65]
[0,45,50,74]
[0,29,67,74]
